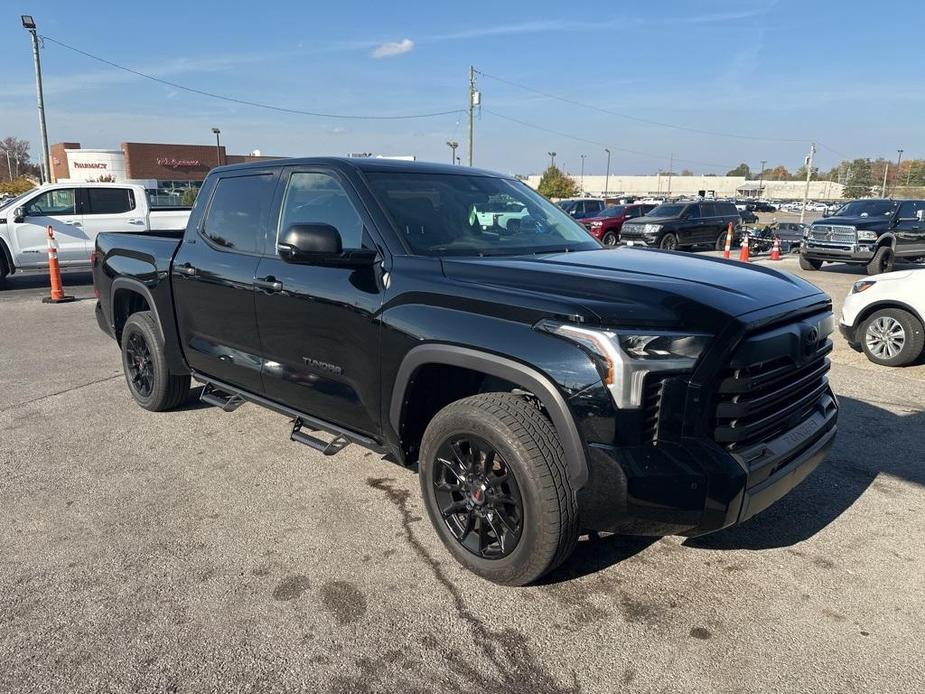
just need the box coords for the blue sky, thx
[2,0,922,176]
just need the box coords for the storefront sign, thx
[156,157,204,169]
[73,161,109,170]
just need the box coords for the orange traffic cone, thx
[770,236,781,261]
[42,226,75,304]
[738,230,750,262]
[722,222,734,259]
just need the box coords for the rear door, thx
[80,187,144,260]
[171,170,278,393]
[8,187,86,267]
[894,201,925,255]
[697,202,719,245]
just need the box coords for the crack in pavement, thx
[0,374,123,413]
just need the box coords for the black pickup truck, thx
[800,198,925,275]
[93,158,838,585]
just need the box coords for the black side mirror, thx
[277,223,377,267]
[13,206,25,223]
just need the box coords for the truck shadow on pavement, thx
[684,395,924,551]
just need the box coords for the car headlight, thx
[590,221,603,228]
[852,280,877,293]
[536,320,711,409]
[856,230,876,241]
[643,223,662,234]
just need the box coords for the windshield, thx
[834,200,898,217]
[599,205,626,218]
[648,203,687,217]
[366,173,600,257]
[0,189,37,212]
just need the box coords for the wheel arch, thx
[854,299,925,331]
[390,344,589,489]
[876,233,897,249]
[0,237,14,276]
[111,278,161,344]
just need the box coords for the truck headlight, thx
[856,230,876,241]
[536,321,711,409]
[643,223,662,234]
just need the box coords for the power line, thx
[476,68,811,144]
[39,34,466,121]
[483,108,737,171]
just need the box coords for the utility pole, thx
[548,151,557,168]
[446,140,458,164]
[211,127,222,167]
[881,162,890,198]
[467,66,478,167]
[2,147,11,182]
[800,142,815,223]
[21,16,51,183]
[667,153,674,197]
[604,148,611,200]
[579,154,587,194]
[896,149,904,194]
[758,160,767,196]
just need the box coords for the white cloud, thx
[370,38,414,59]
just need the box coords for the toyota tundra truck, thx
[93,158,838,586]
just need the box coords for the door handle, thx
[175,263,197,276]
[254,277,283,292]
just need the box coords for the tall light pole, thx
[881,161,890,198]
[896,149,904,193]
[211,127,222,167]
[446,140,458,165]
[1,146,12,182]
[604,148,611,200]
[666,153,674,197]
[800,142,815,223]
[548,151,557,168]
[21,16,51,183]
[758,160,767,197]
[579,154,587,194]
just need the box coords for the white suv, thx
[840,269,925,366]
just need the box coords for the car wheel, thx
[418,393,579,586]
[121,311,191,411]
[866,246,895,276]
[714,232,732,252]
[799,255,823,270]
[860,308,924,367]
[659,233,679,250]
[601,231,618,247]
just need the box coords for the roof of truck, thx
[210,156,510,179]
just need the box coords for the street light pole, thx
[758,160,766,196]
[896,149,904,193]
[211,128,222,167]
[579,154,587,194]
[604,148,611,200]
[21,16,51,183]
[2,147,11,182]
[446,140,458,164]
[667,153,673,197]
[800,142,815,224]
[548,151,557,168]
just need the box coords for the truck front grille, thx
[642,375,667,444]
[714,314,833,451]
[809,225,856,244]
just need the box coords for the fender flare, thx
[876,233,896,249]
[110,277,166,343]
[390,344,589,489]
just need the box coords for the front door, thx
[171,171,278,393]
[10,187,86,267]
[893,201,925,256]
[255,168,384,437]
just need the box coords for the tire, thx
[799,255,823,271]
[866,246,895,276]
[418,393,579,586]
[715,232,731,252]
[601,231,618,247]
[659,232,679,251]
[859,308,925,367]
[121,311,190,411]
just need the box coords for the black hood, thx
[441,247,825,331]
[813,215,891,230]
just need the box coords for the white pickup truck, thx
[0,182,191,280]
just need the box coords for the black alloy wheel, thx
[125,331,155,398]
[601,231,618,246]
[660,232,679,250]
[432,434,524,559]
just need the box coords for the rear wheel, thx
[715,231,732,251]
[419,393,578,586]
[121,311,190,411]
[659,233,679,251]
[601,231,618,247]
[860,308,924,367]
[799,255,823,270]
[866,246,895,276]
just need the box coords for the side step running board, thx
[290,418,349,456]
[200,383,245,412]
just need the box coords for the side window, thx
[700,203,717,217]
[24,189,76,216]
[685,205,700,219]
[898,201,925,219]
[589,201,603,213]
[278,172,365,249]
[87,188,135,215]
[202,174,275,253]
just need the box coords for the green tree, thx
[766,165,791,180]
[842,158,875,199]
[725,163,750,177]
[180,188,199,206]
[537,165,578,199]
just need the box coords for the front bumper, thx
[578,390,838,536]
[802,241,875,262]
[838,321,861,351]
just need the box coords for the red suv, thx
[582,204,656,246]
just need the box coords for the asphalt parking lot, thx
[1,259,923,694]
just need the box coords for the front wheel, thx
[659,232,679,250]
[860,308,924,367]
[601,231,618,247]
[121,311,190,411]
[866,246,895,276]
[419,393,578,586]
[799,255,823,270]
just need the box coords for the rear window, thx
[86,187,135,215]
[202,174,275,253]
